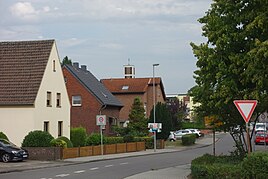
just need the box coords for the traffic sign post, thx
[234,100,257,155]
[96,115,106,157]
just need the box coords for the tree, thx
[149,102,172,140]
[190,0,268,156]
[127,97,148,136]
[62,56,72,65]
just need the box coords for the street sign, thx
[234,100,257,123]
[96,115,106,126]
[148,123,162,131]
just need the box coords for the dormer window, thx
[122,85,129,90]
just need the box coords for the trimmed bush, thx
[22,130,54,147]
[106,137,124,144]
[85,133,107,146]
[70,127,87,147]
[241,152,268,178]
[57,136,73,148]
[181,134,196,146]
[123,135,134,143]
[0,131,8,140]
[50,138,67,148]
[191,154,243,179]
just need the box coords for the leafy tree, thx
[127,97,149,136]
[61,56,72,65]
[190,0,268,156]
[149,102,172,140]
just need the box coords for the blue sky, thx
[0,0,212,94]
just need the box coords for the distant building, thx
[101,64,166,126]
[0,40,70,146]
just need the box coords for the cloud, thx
[10,2,38,21]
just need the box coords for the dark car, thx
[0,139,28,163]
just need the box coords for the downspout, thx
[99,104,107,115]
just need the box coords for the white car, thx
[187,129,202,138]
[174,129,193,139]
[168,131,176,141]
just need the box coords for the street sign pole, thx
[96,115,106,158]
[246,122,250,155]
[234,100,257,155]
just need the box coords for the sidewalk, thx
[0,134,219,178]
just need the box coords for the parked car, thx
[168,131,176,141]
[255,132,268,145]
[174,129,193,139]
[187,129,203,138]
[0,139,28,163]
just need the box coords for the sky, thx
[0,0,212,94]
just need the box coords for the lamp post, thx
[153,63,159,152]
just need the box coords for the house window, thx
[53,60,56,72]
[47,92,52,107]
[58,121,63,137]
[56,93,61,107]
[44,121,49,132]
[72,95,82,106]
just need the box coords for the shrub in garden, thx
[241,152,268,178]
[123,135,134,143]
[50,138,67,148]
[181,134,196,146]
[70,127,87,147]
[57,136,73,148]
[191,154,243,179]
[106,137,124,144]
[136,137,153,149]
[22,130,54,147]
[85,133,107,146]
[0,131,8,140]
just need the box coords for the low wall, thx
[24,147,62,161]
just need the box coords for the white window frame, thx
[72,95,82,106]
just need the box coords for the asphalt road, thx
[0,133,236,179]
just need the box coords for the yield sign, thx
[234,100,257,123]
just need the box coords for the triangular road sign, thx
[234,100,257,123]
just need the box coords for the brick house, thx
[101,77,166,126]
[0,40,70,146]
[62,63,123,135]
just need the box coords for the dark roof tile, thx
[0,40,54,105]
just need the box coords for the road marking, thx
[105,164,114,168]
[74,170,85,174]
[55,174,70,177]
[90,167,99,170]
[120,162,128,165]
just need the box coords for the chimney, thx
[81,65,87,71]
[73,62,79,69]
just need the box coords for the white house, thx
[0,40,70,146]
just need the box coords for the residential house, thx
[0,40,70,146]
[62,63,123,135]
[101,77,166,126]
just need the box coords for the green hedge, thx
[50,138,67,148]
[191,153,268,179]
[70,127,87,147]
[22,130,54,147]
[57,136,73,148]
[182,134,196,146]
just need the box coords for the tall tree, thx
[128,97,148,136]
[62,56,72,65]
[149,102,172,140]
[190,0,268,156]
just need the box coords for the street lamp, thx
[153,63,159,152]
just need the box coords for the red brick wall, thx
[63,68,120,135]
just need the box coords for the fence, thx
[62,141,145,159]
